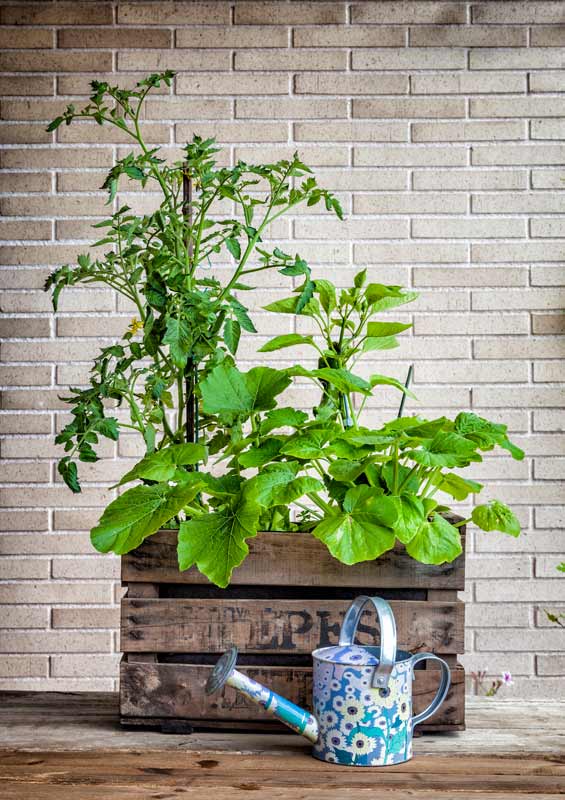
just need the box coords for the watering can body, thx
[207,596,451,767]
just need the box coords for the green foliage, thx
[48,74,524,588]
[45,72,342,495]
[472,500,520,537]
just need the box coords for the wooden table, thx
[0,692,563,798]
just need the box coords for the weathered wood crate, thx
[120,526,466,733]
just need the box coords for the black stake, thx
[397,364,413,419]
[182,164,198,447]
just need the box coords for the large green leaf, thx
[390,495,425,544]
[258,333,315,353]
[314,279,336,313]
[281,431,328,459]
[291,366,371,396]
[91,476,204,555]
[472,500,520,537]
[260,407,308,434]
[370,373,417,398]
[245,366,292,411]
[312,485,397,565]
[239,438,282,468]
[118,443,207,486]
[362,335,400,352]
[263,295,320,317]
[367,321,412,337]
[177,497,260,587]
[455,412,525,461]
[246,463,322,508]
[201,364,290,421]
[433,472,482,501]
[163,317,191,369]
[405,432,481,468]
[405,514,462,565]
[201,362,252,417]
[223,318,241,355]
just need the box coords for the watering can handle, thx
[339,595,396,689]
[410,653,451,728]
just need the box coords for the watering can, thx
[206,595,451,766]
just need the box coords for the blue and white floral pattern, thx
[311,651,414,766]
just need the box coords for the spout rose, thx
[207,647,319,744]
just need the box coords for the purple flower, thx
[501,671,513,685]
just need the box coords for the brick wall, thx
[0,0,564,695]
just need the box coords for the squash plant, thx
[46,72,523,589]
[185,272,524,584]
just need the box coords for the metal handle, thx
[339,595,397,689]
[411,653,451,728]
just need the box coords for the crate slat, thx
[120,524,466,733]
[121,598,464,655]
[120,659,465,731]
[122,530,465,590]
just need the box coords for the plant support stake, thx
[397,364,413,419]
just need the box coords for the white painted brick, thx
[352,3,466,25]
[474,337,565,360]
[411,72,526,95]
[355,242,467,263]
[531,218,565,238]
[354,146,467,167]
[354,193,467,214]
[474,387,564,408]
[472,243,565,264]
[414,360,528,383]
[472,145,565,166]
[352,48,465,71]
[476,528,565,554]
[531,119,565,141]
[475,580,565,603]
[414,267,528,287]
[477,628,565,652]
[534,362,565,383]
[412,217,525,239]
[413,169,526,191]
[472,288,565,310]
[465,603,531,628]
[534,457,565,481]
[414,313,529,335]
[536,552,565,580]
[412,121,524,142]
[294,217,409,240]
[469,48,565,70]
[473,3,565,24]
[534,411,565,432]
[295,72,408,95]
[529,72,565,93]
[531,169,565,189]
[537,655,565,677]
[2,0,564,699]
[472,192,565,214]
[353,97,465,118]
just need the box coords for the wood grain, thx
[122,529,466,589]
[119,659,465,730]
[121,598,464,654]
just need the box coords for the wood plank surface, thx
[119,660,465,730]
[1,749,564,799]
[121,598,464,654]
[122,529,466,589]
[0,692,563,757]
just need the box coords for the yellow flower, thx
[128,317,143,335]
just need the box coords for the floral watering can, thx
[206,595,451,767]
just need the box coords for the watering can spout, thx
[206,646,319,744]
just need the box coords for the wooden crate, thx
[120,527,466,734]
